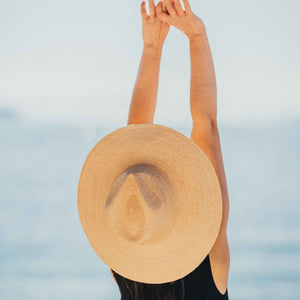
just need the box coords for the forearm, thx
[189,28,217,123]
[189,27,229,234]
[127,46,162,125]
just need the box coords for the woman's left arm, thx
[127,0,170,125]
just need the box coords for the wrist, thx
[188,31,207,43]
[144,42,163,50]
[143,44,163,56]
[187,24,207,41]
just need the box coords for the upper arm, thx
[190,117,230,248]
[190,118,230,293]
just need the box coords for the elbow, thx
[192,113,218,133]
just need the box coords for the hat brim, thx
[78,123,222,284]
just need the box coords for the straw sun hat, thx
[77,123,222,284]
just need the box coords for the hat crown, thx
[104,164,176,245]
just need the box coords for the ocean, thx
[0,115,299,299]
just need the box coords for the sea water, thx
[0,114,299,300]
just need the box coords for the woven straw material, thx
[78,123,222,284]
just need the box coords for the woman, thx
[110,0,230,298]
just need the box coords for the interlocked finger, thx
[173,0,185,16]
[182,0,192,14]
[141,1,148,20]
[149,0,156,18]
[148,0,155,19]
[157,1,172,24]
[164,0,178,17]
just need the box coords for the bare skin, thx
[127,0,169,125]
[126,0,230,295]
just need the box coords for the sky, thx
[0,0,299,128]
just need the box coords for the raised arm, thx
[127,0,170,125]
[189,28,217,122]
[127,45,162,125]
[189,30,230,293]
[157,0,230,294]
[188,22,229,252]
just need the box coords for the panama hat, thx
[77,123,222,284]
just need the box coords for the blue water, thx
[0,115,299,299]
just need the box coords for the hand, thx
[141,0,170,49]
[157,0,206,40]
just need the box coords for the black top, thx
[182,254,229,299]
[115,254,229,299]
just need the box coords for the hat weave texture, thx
[78,123,222,284]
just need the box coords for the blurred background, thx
[0,0,299,299]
